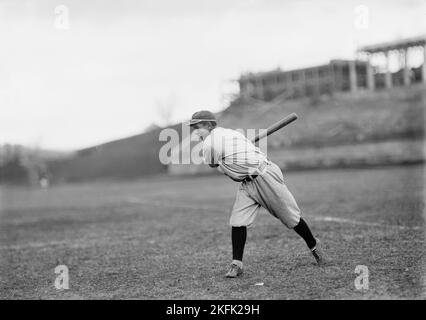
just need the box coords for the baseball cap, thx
[188,110,217,126]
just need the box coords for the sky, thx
[0,0,425,151]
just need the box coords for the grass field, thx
[1,165,425,299]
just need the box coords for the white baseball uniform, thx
[202,127,301,229]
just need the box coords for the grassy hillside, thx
[219,84,425,149]
[268,139,424,170]
[49,85,425,182]
[48,125,175,183]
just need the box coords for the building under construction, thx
[238,36,426,101]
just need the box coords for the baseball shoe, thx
[225,263,243,278]
[311,238,328,266]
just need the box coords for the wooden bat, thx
[251,113,298,143]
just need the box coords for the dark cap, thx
[188,110,217,126]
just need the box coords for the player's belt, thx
[243,160,269,183]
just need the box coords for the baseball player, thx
[188,110,327,278]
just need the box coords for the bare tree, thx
[156,93,177,127]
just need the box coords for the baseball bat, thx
[251,113,298,143]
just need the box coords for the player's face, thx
[192,122,211,141]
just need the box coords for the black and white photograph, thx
[0,0,425,306]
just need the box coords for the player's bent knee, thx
[277,214,300,229]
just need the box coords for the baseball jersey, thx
[202,127,267,182]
